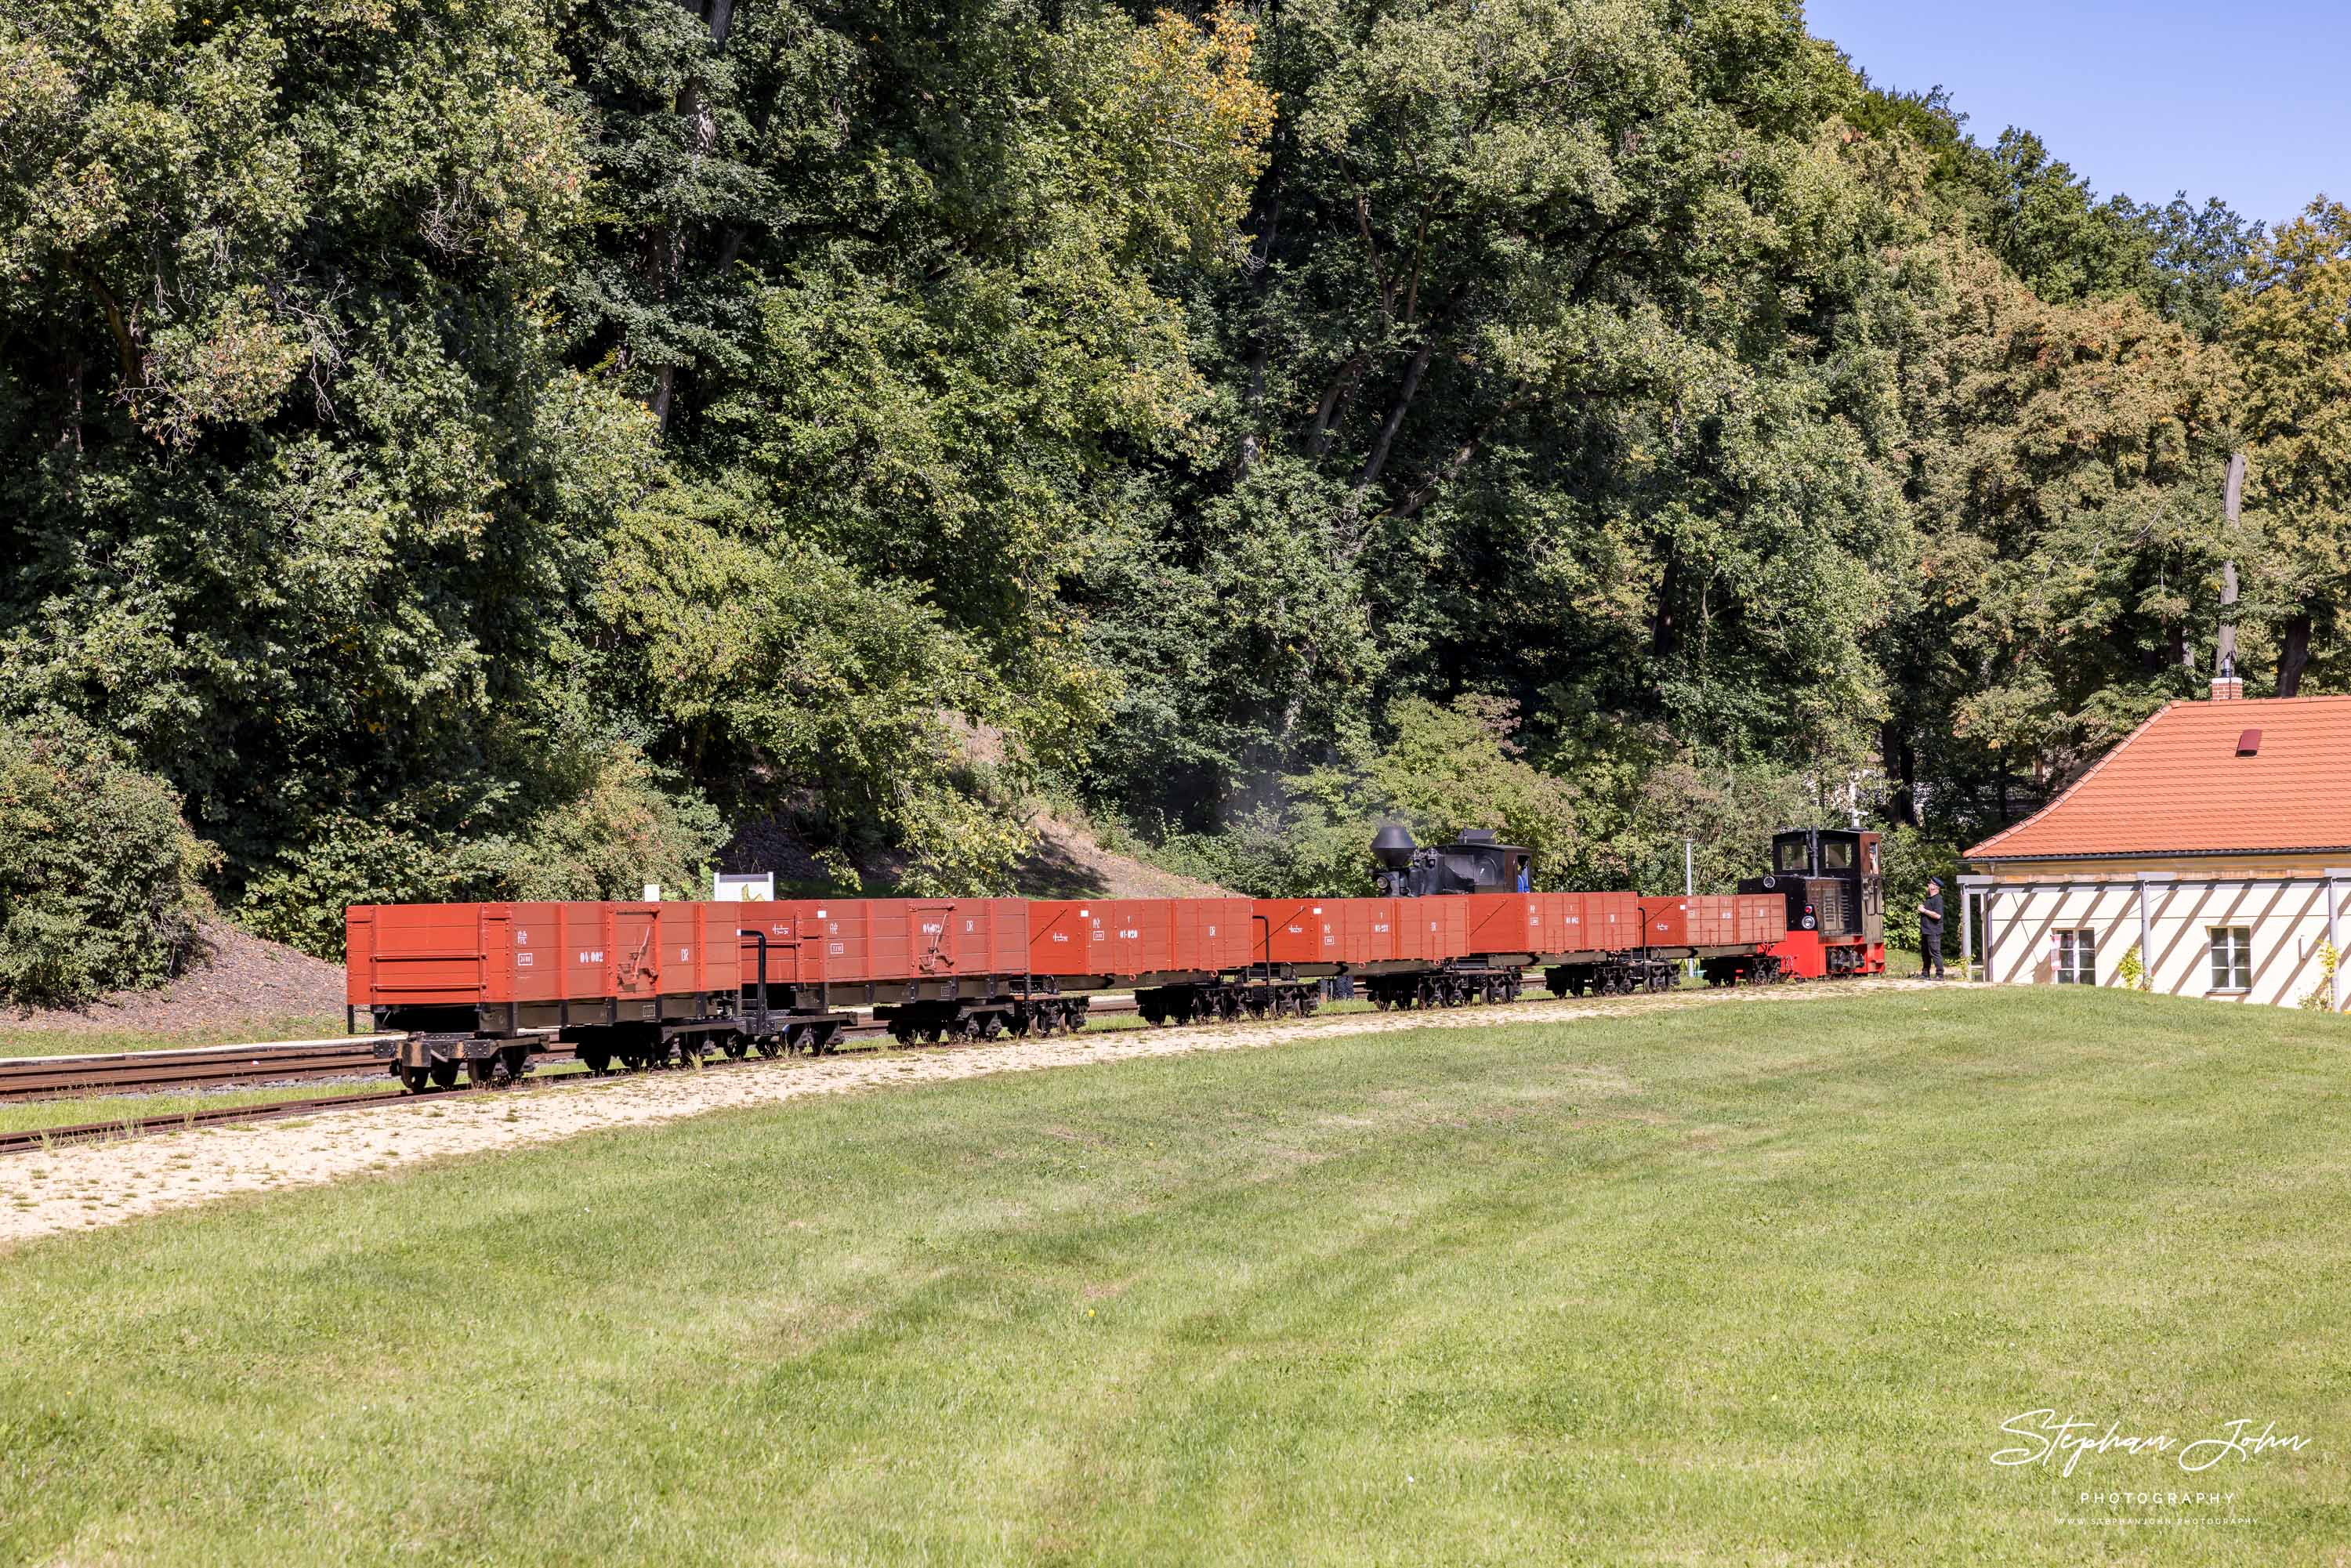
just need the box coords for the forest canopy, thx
[1,0,2340,993]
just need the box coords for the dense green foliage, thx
[2,0,2341,988]
[0,722,214,1004]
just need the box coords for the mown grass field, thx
[2,987,2346,1564]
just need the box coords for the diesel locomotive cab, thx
[1372,826,1532,897]
[1737,827,1886,976]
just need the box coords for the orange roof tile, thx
[1965,695,2351,861]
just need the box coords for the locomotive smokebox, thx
[1371,823,1417,870]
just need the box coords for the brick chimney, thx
[2211,653,2242,701]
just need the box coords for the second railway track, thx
[0,998,1143,1103]
[0,981,1665,1148]
[0,1041,397,1102]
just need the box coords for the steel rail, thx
[0,976,1855,1153]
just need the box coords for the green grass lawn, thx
[3,987,2346,1565]
[0,1014,358,1059]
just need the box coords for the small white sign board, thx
[712,872,775,902]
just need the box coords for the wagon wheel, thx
[398,1064,433,1094]
[1299,993,1320,1016]
[755,1035,783,1059]
[465,1057,495,1087]
[722,1036,749,1060]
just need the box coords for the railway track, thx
[0,973,1878,1155]
[0,1041,400,1102]
[0,985,1620,1153]
[0,1011,1058,1161]
[0,998,1188,1103]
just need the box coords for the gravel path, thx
[0,980,1957,1248]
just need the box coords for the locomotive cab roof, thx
[1769,827,1881,879]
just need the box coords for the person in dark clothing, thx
[1918,878,1946,978]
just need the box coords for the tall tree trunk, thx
[2215,450,2245,675]
[643,0,734,434]
[2279,611,2313,697]
[1305,353,1364,455]
[1355,342,1433,491]
[1882,719,1918,827]
[1650,549,1679,661]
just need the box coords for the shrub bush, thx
[0,722,218,1006]
[238,744,727,958]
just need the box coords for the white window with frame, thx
[2208,927,2252,993]
[2056,929,2096,985]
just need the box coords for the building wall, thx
[1976,866,2344,1009]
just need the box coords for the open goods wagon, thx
[350,895,1267,1085]
[348,825,1880,1090]
[1244,891,1646,1009]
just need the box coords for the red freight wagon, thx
[1578,891,1643,952]
[1255,896,1496,970]
[740,897,1031,989]
[1028,897,1254,983]
[1634,894,1788,953]
[1255,897,1347,969]
[1463,892,1585,958]
[349,900,759,1087]
[349,901,745,1015]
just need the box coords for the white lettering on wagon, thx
[516,953,534,968]
[578,951,605,964]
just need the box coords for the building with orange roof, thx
[1958,672,2350,1009]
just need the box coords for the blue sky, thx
[1803,1,2346,230]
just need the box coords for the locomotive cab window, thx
[1774,840,1809,874]
[1820,840,1854,871]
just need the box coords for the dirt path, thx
[0,980,1959,1248]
